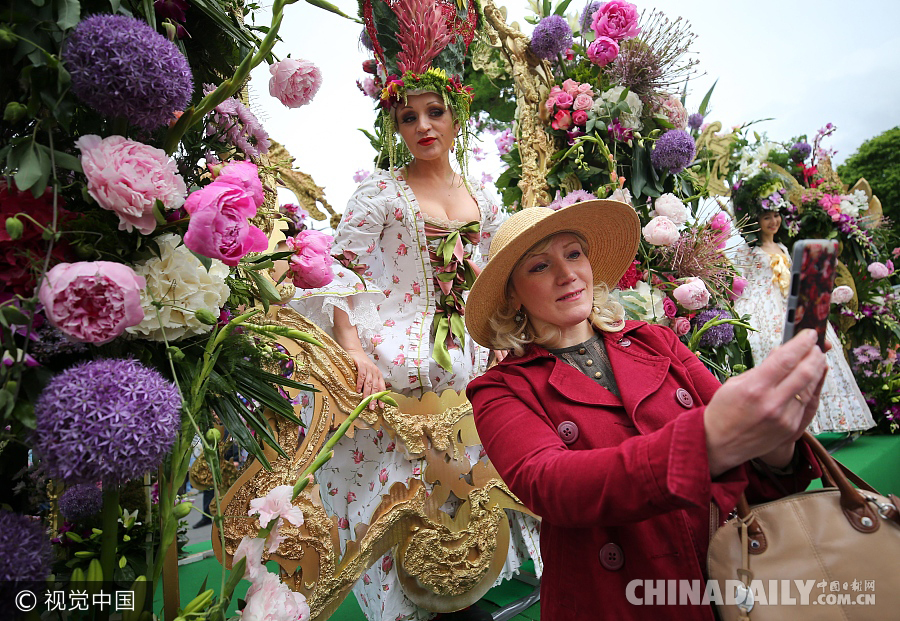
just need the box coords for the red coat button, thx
[599,542,624,571]
[675,388,694,408]
[557,421,579,445]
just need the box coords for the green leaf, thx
[108,0,120,11]
[554,0,574,15]
[304,0,359,21]
[55,0,81,30]
[697,80,717,116]
[1,306,31,325]
[247,269,281,304]
[190,250,213,272]
[13,143,41,191]
[223,557,247,598]
[31,143,51,197]
[542,0,551,18]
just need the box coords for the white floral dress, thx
[290,169,542,621]
[733,243,875,434]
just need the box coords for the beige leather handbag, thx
[708,432,900,621]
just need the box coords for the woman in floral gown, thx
[733,196,875,434]
[289,72,540,621]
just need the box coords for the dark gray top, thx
[546,332,620,398]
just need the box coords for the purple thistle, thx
[790,141,812,162]
[693,308,735,347]
[204,84,270,160]
[650,129,696,174]
[687,112,704,131]
[33,358,182,486]
[59,484,104,522]
[530,15,573,60]
[65,15,193,131]
[0,510,52,581]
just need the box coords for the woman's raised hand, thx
[347,348,387,400]
[704,329,828,477]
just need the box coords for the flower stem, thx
[99,486,120,589]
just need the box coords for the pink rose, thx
[555,91,574,109]
[545,86,563,110]
[591,0,641,41]
[184,161,269,267]
[831,285,854,305]
[268,58,323,108]
[586,36,619,67]
[673,277,711,310]
[39,261,146,345]
[76,134,186,235]
[572,109,589,126]
[729,277,748,300]
[573,93,594,111]
[551,109,573,131]
[561,79,580,95]
[662,296,677,318]
[656,94,688,130]
[867,262,891,279]
[641,216,680,246]
[672,316,691,336]
[286,230,335,289]
[382,555,394,573]
[577,83,594,95]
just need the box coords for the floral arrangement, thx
[0,0,354,616]
[486,1,750,379]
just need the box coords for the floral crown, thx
[731,166,792,244]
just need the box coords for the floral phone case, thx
[782,239,839,350]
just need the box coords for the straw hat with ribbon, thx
[465,200,641,350]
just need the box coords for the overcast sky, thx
[247,0,900,223]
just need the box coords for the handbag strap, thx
[734,433,886,553]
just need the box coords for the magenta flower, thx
[286,230,335,289]
[38,261,146,345]
[608,118,633,142]
[662,296,677,318]
[586,36,619,67]
[183,161,268,266]
[729,277,748,300]
[591,0,641,41]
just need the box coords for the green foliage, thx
[838,126,900,221]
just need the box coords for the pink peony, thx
[729,277,748,300]
[551,109,573,131]
[586,36,619,67]
[243,571,310,621]
[662,296,677,318]
[831,285,854,305]
[656,94,688,130]
[248,485,305,528]
[234,537,267,583]
[38,261,146,345]
[591,1,641,41]
[673,277,711,310]
[554,91,574,109]
[183,161,269,267]
[573,93,594,111]
[268,58,322,108]
[867,262,891,279]
[653,194,688,226]
[641,216,680,246]
[572,110,589,126]
[76,134,186,235]
[672,316,691,336]
[286,230,335,289]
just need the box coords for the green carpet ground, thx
[156,433,900,620]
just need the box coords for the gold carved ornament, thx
[481,1,555,208]
[213,306,535,620]
[684,121,736,198]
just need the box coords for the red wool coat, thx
[467,321,817,621]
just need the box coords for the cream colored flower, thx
[126,233,230,341]
[593,86,643,130]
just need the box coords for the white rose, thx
[831,285,854,305]
[653,193,688,227]
[642,216,681,246]
[127,233,230,341]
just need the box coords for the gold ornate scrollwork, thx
[685,121,736,197]
[214,306,534,620]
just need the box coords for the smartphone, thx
[782,239,839,351]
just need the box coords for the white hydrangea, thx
[127,233,230,341]
[839,189,869,218]
[593,86,643,130]
[653,193,689,227]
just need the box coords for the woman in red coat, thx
[464,200,827,620]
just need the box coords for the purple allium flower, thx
[530,15,573,60]
[650,129,696,174]
[0,510,52,581]
[59,484,103,522]
[360,28,374,51]
[687,113,704,131]
[693,308,735,347]
[579,2,604,33]
[548,189,598,210]
[33,358,182,486]
[790,141,812,162]
[65,15,193,131]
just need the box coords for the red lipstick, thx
[418,137,437,146]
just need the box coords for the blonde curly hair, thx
[487,233,626,357]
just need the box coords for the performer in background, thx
[290,2,539,619]
[731,171,874,434]
[465,201,825,621]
